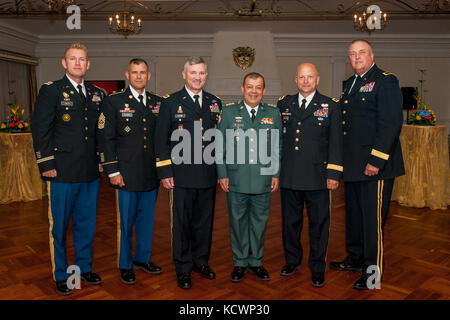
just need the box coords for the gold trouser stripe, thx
[46,181,56,281]
[326,164,343,172]
[377,180,384,281]
[102,160,118,166]
[371,149,390,160]
[324,190,332,270]
[156,159,172,167]
[37,155,55,164]
[169,189,174,254]
[115,189,121,268]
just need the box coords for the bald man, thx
[330,40,404,290]
[277,63,343,287]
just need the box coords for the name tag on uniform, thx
[175,114,186,119]
[61,101,73,107]
[121,113,133,118]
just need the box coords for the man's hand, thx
[327,179,339,190]
[98,164,103,173]
[110,174,125,187]
[271,178,279,193]
[219,178,229,192]
[364,163,380,176]
[161,177,174,189]
[42,169,57,178]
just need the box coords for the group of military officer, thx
[32,39,404,296]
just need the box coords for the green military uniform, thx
[216,101,282,267]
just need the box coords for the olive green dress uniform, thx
[216,101,282,267]
[277,91,343,273]
[339,64,405,278]
[32,75,105,282]
[154,87,222,275]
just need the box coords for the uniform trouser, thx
[281,188,330,273]
[46,179,100,282]
[116,188,158,270]
[169,186,216,274]
[344,179,394,277]
[227,191,271,267]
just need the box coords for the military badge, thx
[360,81,375,93]
[209,103,219,113]
[177,106,183,113]
[151,103,160,114]
[92,94,101,102]
[61,101,73,107]
[70,91,74,95]
[120,104,135,117]
[98,112,106,129]
[235,116,243,123]
[178,124,183,130]
[314,108,329,118]
[124,126,131,133]
[62,114,71,122]
[232,46,255,70]
[261,117,274,125]
[63,92,70,99]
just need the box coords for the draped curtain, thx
[0,50,38,123]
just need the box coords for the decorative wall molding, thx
[0,22,39,56]
[32,33,450,59]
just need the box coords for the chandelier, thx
[42,0,76,11]
[108,0,142,38]
[353,5,387,34]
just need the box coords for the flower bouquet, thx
[408,69,436,126]
[0,85,30,132]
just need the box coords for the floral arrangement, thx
[0,81,30,132]
[408,69,436,126]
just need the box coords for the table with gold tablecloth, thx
[0,132,45,204]
[391,125,449,210]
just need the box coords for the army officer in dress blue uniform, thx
[32,43,104,295]
[154,57,222,289]
[330,40,405,290]
[217,72,282,283]
[97,58,162,285]
[277,63,343,287]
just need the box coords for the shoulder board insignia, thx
[267,103,276,108]
[225,102,235,107]
[109,89,124,96]
[383,72,396,77]
[332,98,339,103]
[214,95,221,100]
[278,95,286,101]
[44,81,53,86]
[93,85,107,95]
[163,94,171,99]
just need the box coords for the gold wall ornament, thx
[232,47,255,70]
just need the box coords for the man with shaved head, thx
[330,40,404,290]
[277,63,343,287]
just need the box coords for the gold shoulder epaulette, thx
[214,95,221,100]
[267,103,276,108]
[383,72,396,77]
[332,98,339,103]
[278,95,286,101]
[93,85,107,95]
[109,89,124,96]
[225,102,235,107]
[163,94,171,99]
[44,81,53,86]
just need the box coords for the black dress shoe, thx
[231,267,246,282]
[193,264,215,279]
[311,272,325,287]
[280,263,301,276]
[120,269,136,285]
[353,274,370,290]
[55,280,73,296]
[329,259,363,272]
[177,272,191,289]
[248,266,270,281]
[133,261,162,274]
[81,272,102,285]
